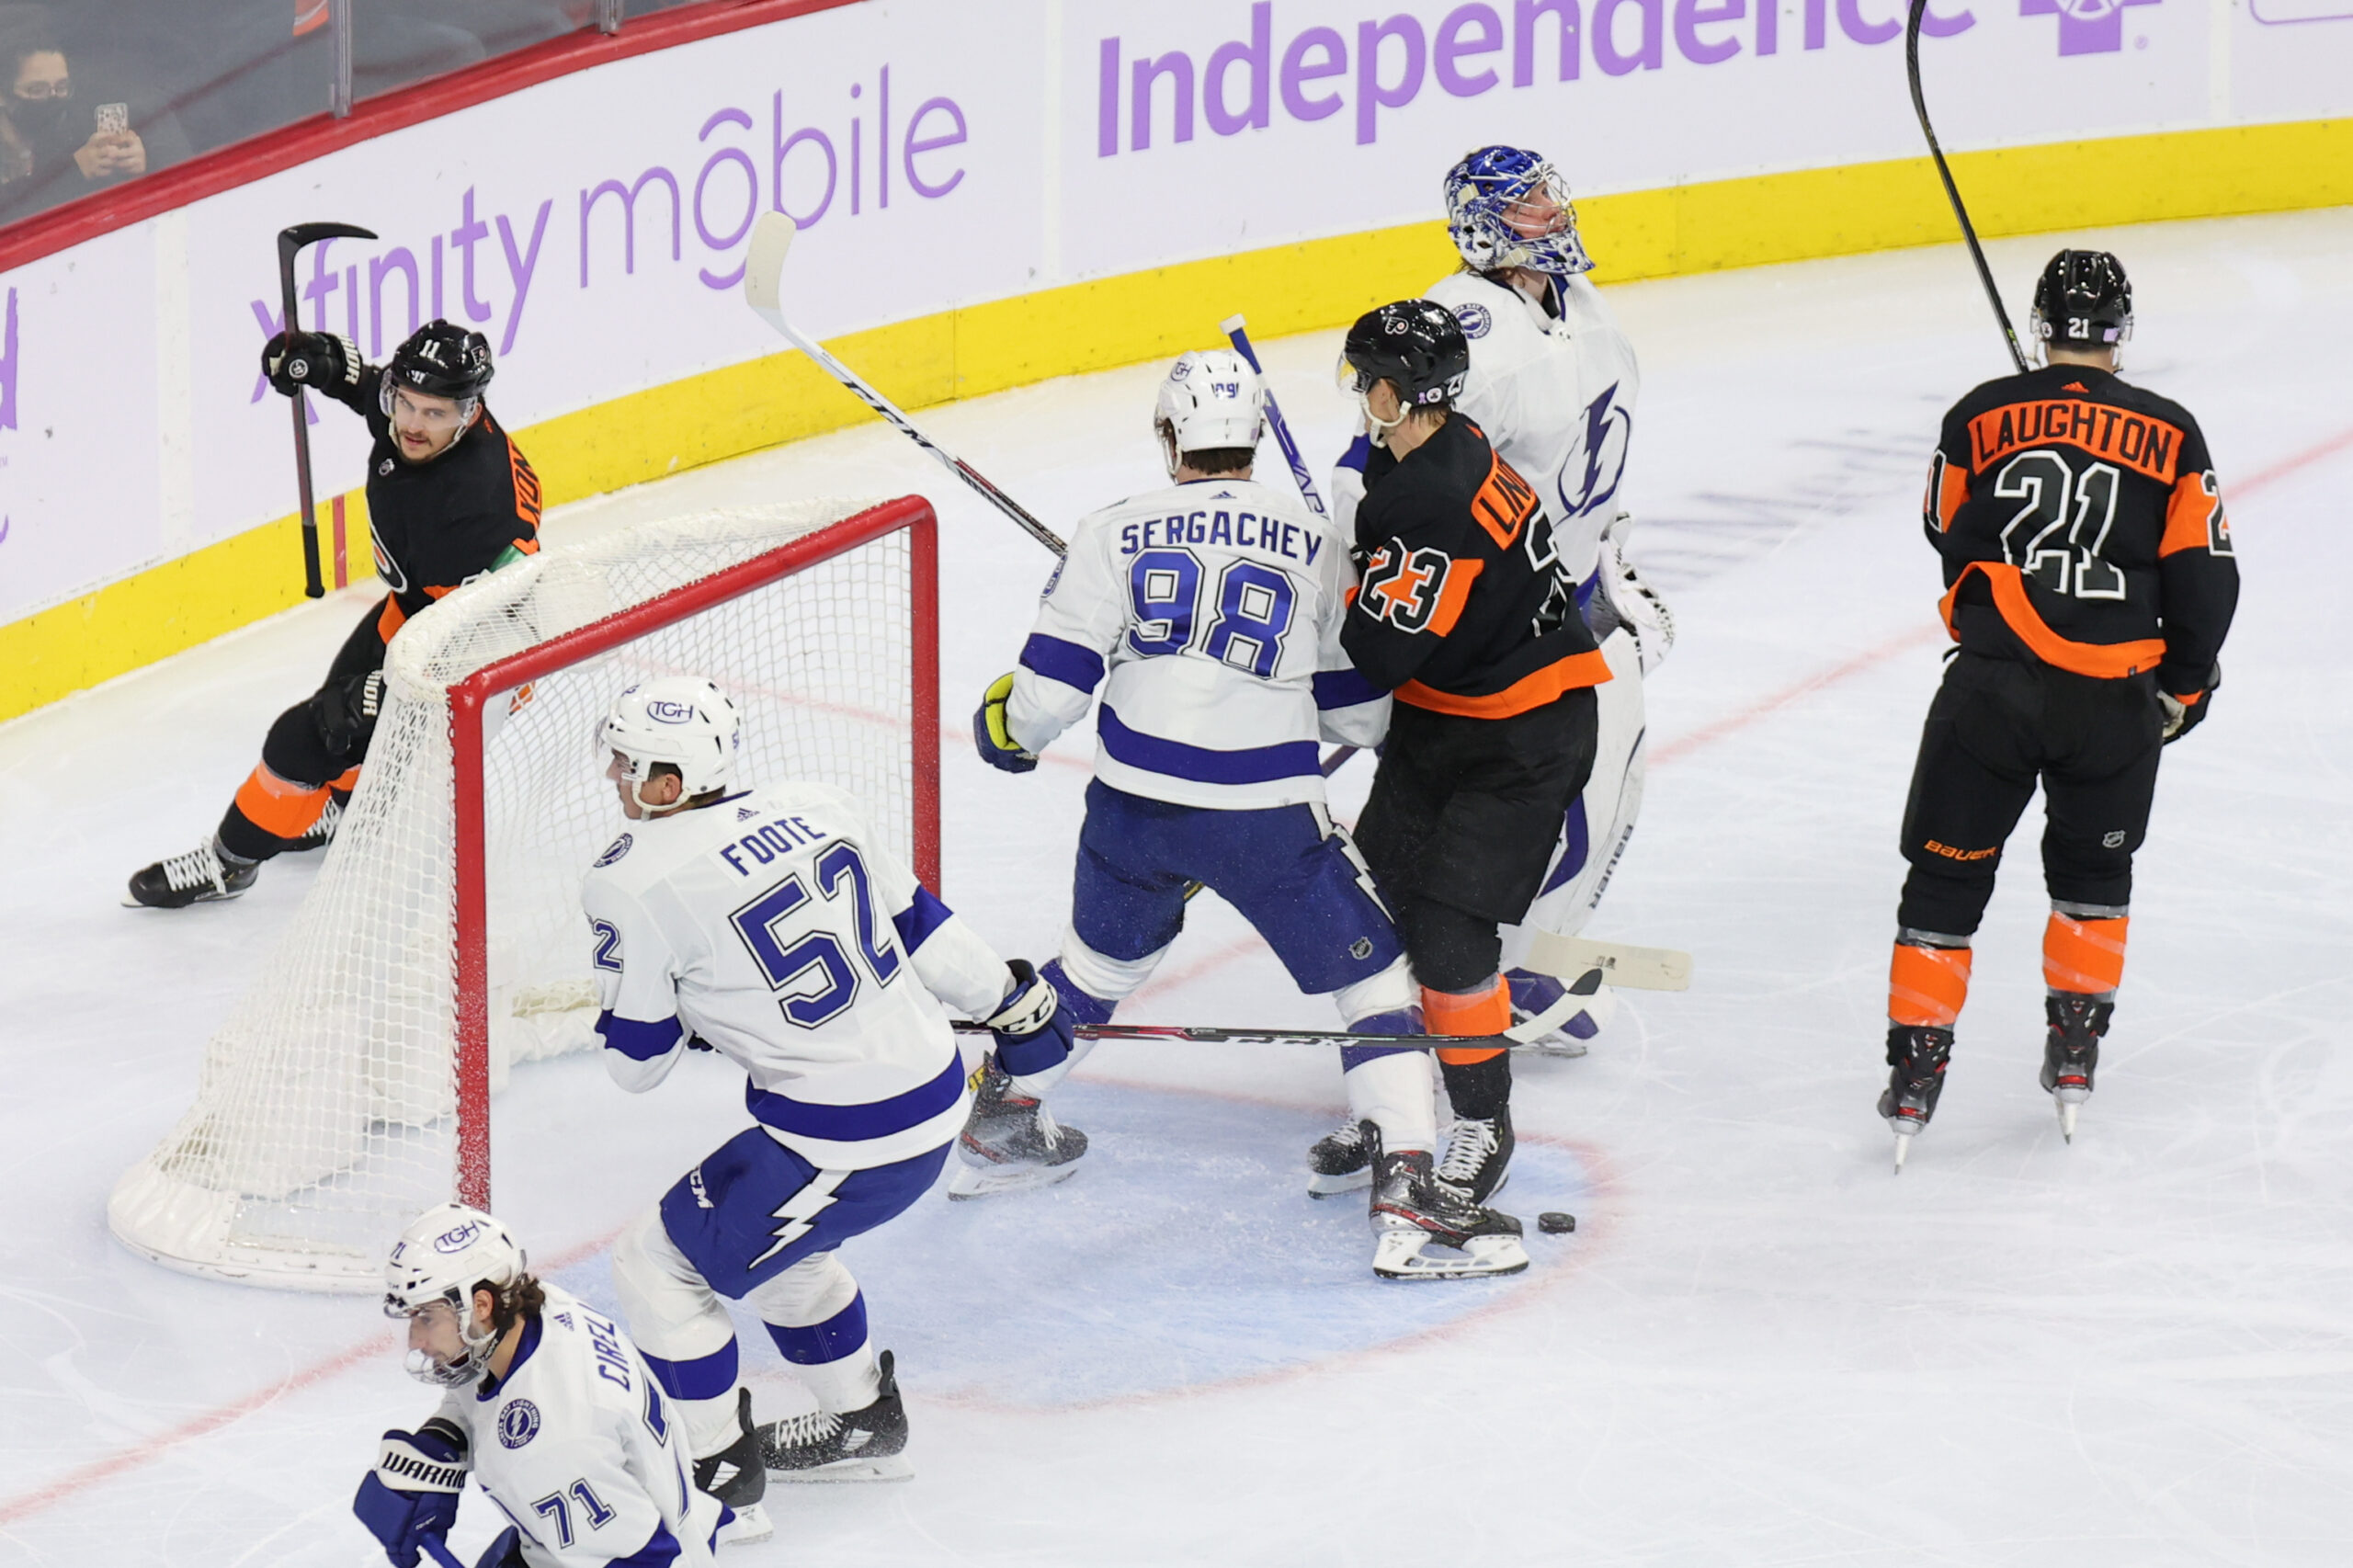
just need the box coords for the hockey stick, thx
[1904,0,2028,374]
[1219,314,1327,519]
[275,221,376,597]
[1522,931,1692,992]
[744,212,1067,555]
[961,1020,1554,1052]
[421,1535,465,1568]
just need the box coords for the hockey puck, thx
[1537,1210,1576,1233]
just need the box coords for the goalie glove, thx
[353,1420,469,1568]
[1598,509,1675,676]
[972,672,1038,774]
[983,958,1074,1079]
[264,330,362,399]
[313,667,386,756]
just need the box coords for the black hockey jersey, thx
[1344,414,1610,718]
[1926,363,2235,699]
[319,369,543,641]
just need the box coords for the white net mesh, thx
[109,499,927,1290]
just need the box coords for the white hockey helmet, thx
[384,1202,529,1387]
[1154,349,1264,474]
[597,676,742,809]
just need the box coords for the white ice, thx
[4,209,2350,1567]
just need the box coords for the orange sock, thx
[1889,941,1972,1028]
[2044,911,2127,995]
[233,763,333,840]
[1426,980,1511,1064]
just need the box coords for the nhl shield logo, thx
[498,1399,541,1449]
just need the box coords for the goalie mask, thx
[384,1203,529,1388]
[1444,145,1594,278]
[597,676,743,811]
[1154,349,1265,476]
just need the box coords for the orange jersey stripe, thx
[1396,647,1612,719]
[1938,562,2165,679]
[1427,556,1485,638]
[2159,469,2230,559]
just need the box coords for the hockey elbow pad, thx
[984,958,1074,1077]
[354,1422,468,1567]
[972,672,1038,774]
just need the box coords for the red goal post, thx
[447,495,940,1210]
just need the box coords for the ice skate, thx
[760,1349,913,1483]
[123,836,258,909]
[1506,967,1614,1057]
[1306,1118,1375,1198]
[1368,1141,1528,1280]
[1434,1106,1515,1205]
[1879,1025,1952,1172]
[946,1058,1087,1199]
[692,1388,773,1545]
[2040,994,2110,1143]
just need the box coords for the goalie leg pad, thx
[1506,628,1646,956]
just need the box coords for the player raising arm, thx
[1877,250,2237,1165]
[127,322,540,907]
[583,678,1070,1497]
[1337,301,1614,1213]
[358,1203,727,1568]
[970,351,1517,1279]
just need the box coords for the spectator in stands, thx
[0,5,188,224]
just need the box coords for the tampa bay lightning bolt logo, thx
[1557,381,1632,519]
[1453,302,1493,340]
[498,1400,540,1449]
[594,833,632,867]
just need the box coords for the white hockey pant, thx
[1503,626,1647,965]
[609,1206,879,1458]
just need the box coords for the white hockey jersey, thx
[1005,475,1386,810]
[1427,268,1642,594]
[432,1286,722,1568]
[581,782,1011,1170]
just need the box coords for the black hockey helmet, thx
[2031,250,2132,350]
[1338,299,1470,410]
[385,320,494,403]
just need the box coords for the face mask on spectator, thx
[8,95,69,134]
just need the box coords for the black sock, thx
[1440,1053,1512,1121]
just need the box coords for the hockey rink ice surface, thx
[6,210,2351,1566]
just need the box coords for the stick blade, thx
[744,210,799,326]
[1524,931,1693,992]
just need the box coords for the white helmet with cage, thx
[597,676,742,810]
[383,1202,530,1387]
[1154,349,1264,474]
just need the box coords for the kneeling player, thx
[128,323,540,907]
[1878,251,2235,1163]
[972,350,1517,1278]
[583,677,1070,1495]
[1336,301,1614,1212]
[358,1202,727,1568]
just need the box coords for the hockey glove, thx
[313,668,386,756]
[353,1420,469,1568]
[972,672,1038,774]
[2160,662,2221,744]
[984,958,1074,1079]
[264,331,361,399]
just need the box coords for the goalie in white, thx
[1336,144,1674,1063]
[970,351,1527,1280]
[581,677,1072,1494]
[356,1203,728,1568]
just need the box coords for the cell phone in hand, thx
[96,103,129,135]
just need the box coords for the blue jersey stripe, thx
[606,1519,685,1567]
[744,1051,964,1142]
[598,1011,684,1062]
[1019,632,1107,694]
[1097,705,1320,786]
[891,886,954,954]
[1313,666,1387,710]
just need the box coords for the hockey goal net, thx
[109,496,938,1291]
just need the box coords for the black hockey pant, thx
[217,604,388,862]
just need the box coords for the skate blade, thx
[1308,1168,1373,1199]
[1518,1037,1590,1060]
[2057,1099,2079,1142]
[946,1161,1080,1200]
[1371,1229,1529,1280]
[767,1453,914,1483]
[1892,1126,1917,1173]
[716,1504,775,1546]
